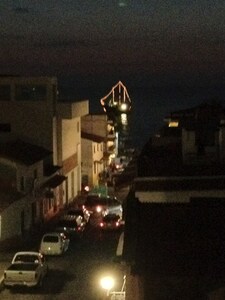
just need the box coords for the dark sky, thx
[1,0,225,148]
[1,1,225,81]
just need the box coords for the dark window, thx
[0,85,11,101]
[15,85,47,101]
[0,123,11,132]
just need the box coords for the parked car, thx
[83,194,123,217]
[39,232,70,255]
[83,194,107,216]
[65,208,90,223]
[103,196,123,218]
[99,214,124,231]
[55,215,85,237]
[3,251,48,288]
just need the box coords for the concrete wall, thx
[0,195,31,241]
[0,77,57,152]
[81,138,104,188]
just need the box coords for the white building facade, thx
[0,77,89,240]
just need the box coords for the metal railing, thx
[109,275,126,300]
[110,291,125,300]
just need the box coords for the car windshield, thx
[85,198,107,206]
[57,220,78,228]
[43,235,59,243]
[107,198,120,206]
[67,210,83,216]
[14,255,39,263]
[103,214,120,221]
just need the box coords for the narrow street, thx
[0,183,130,299]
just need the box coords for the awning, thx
[43,174,67,189]
[94,160,104,164]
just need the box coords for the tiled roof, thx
[0,140,52,166]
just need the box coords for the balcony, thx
[107,128,116,140]
[107,145,116,154]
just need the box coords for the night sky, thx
[1,0,225,149]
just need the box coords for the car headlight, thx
[96,206,102,213]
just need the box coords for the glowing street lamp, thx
[100,275,115,297]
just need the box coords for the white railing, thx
[110,291,126,300]
[110,275,126,300]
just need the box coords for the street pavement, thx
[0,183,130,290]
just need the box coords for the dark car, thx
[55,215,85,237]
[65,208,90,224]
[83,194,123,218]
[83,194,108,216]
[99,214,124,231]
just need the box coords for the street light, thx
[100,275,115,297]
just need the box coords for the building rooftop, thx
[81,131,105,143]
[138,142,225,177]
[123,196,225,297]
[0,140,52,166]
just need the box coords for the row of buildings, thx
[123,101,225,299]
[0,76,117,241]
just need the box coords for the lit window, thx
[169,121,179,127]
[121,113,127,125]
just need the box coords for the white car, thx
[39,232,70,255]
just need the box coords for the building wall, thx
[81,114,108,137]
[81,139,93,187]
[61,117,81,202]
[0,157,44,194]
[16,162,44,194]
[0,76,90,232]
[182,128,220,164]
[219,124,225,163]
[93,141,104,186]
[0,195,31,241]
[81,114,116,165]
[81,138,104,188]
[62,118,80,161]
[0,77,57,152]
[136,189,225,203]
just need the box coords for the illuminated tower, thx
[100,81,132,155]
